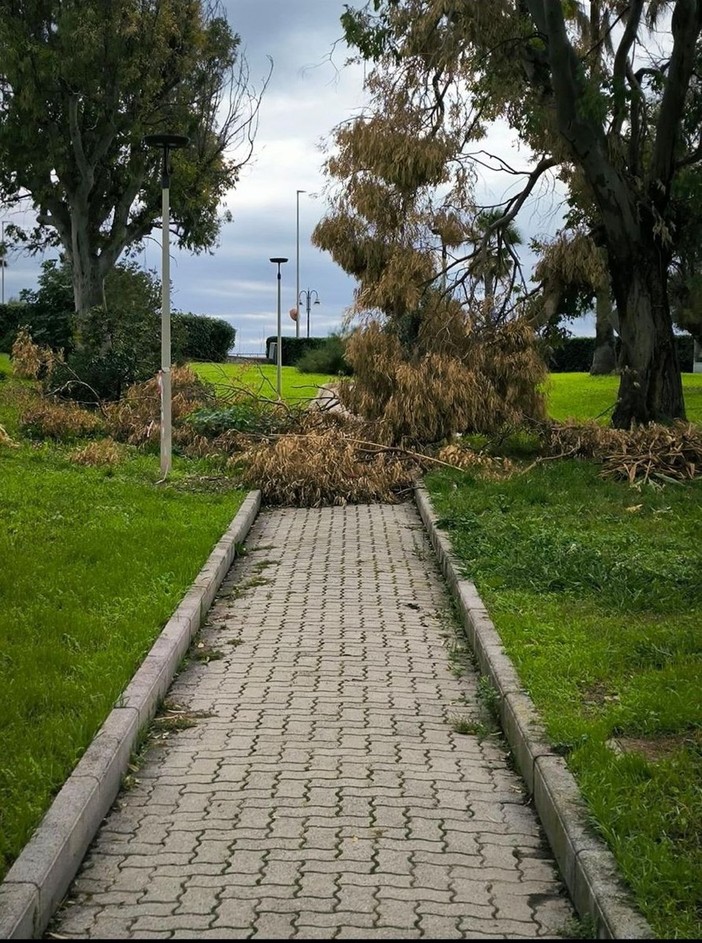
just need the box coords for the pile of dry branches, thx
[542,420,702,484]
[103,366,212,448]
[237,413,425,506]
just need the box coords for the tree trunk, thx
[70,206,108,351]
[611,252,685,427]
[590,287,616,375]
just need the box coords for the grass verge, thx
[0,375,246,880]
[425,460,701,939]
[191,361,334,404]
[546,371,702,423]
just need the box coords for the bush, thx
[68,438,123,467]
[174,313,236,362]
[188,400,293,438]
[19,400,104,441]
[51,349,142,402]
[547,334,695,372]
[0,302,26,353]
[265,336,327,366]
[104,366,213,448]
[296,334,352,375]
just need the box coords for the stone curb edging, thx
[0,490,262,940]
[414,484,654,941]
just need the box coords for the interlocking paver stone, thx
[51,504,575,938]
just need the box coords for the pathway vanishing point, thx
[51,503,576,939]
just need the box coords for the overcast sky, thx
[2,0,582,354]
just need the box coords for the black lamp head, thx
[144,133,190,149]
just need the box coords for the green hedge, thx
[548,335,694,372]
[265,336,328,366]
[175,313,236,363]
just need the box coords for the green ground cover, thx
[547,371,702,423]
[426,461,702,939]
[191,361,334,404]
[0,375,246,880]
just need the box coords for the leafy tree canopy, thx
[0,0,268,316]
[334,0,702,425]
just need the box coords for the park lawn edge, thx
[0,434,248,882]
[423,460,702,940]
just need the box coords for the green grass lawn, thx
[191,361,334,404]
[0,375,246,880]
[547,371,702,423]
[426,462,702,939]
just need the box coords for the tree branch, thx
[650,0,702,192]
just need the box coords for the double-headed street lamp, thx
[144,132,189,480]
[299,288,320,339]
[270,257,288,399]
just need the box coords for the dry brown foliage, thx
[104,366,213,446]
[437,443,515,478]
[340,317,547,445]
[68,438,124,467]
[238,424,422,506]
[0,424,19,448]
[11,328,63,380]
[542,420,702,484]
[20,399,104,440]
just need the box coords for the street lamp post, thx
[144,132,189,480]
[270,257,288,399]
[295,190,306,339]
[299,288,320,339]
[431,227,447,292]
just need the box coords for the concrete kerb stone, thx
[413,483,654,940]
[0,489,262,940]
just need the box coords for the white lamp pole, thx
[431,227,447,292]
[144,133,189,480]
[270,257,288,399]
[295,190,305,339]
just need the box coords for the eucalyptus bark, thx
[589,288,615,375]
[528,0,699,426]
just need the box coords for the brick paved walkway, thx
[52,504,575,939]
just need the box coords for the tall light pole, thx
[144,132,189,480]
[431,227,447,292]
[299,288,320,339]
[295,190,306,339]
[270,257,288,399]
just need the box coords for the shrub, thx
[265,336,327,366]
[68,438,123,467]
[104,366,213,447]
[188,399,295,438]
[296,333,352,375]
[10,328,63,381]
[546,334,694,372]
[0,302,28,353]
[174,312,236,362]
[50,349,143,403]
[19,400,104,441]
